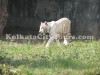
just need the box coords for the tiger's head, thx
[39,21,50,34]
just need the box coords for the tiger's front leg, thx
[45,36,55,47]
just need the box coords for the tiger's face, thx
[39,21,48,34]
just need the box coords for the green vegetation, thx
[0,39,100,75]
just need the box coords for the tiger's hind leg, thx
[63,36,68,46]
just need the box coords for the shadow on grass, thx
[2,56,92,70]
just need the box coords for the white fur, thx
[39,18,71,47]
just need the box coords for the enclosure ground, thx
[0,38,100,75]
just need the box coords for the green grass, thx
[0,38,100,75]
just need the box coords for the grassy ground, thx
[0,38,100,75]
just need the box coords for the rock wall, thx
[0,0,8,36]
[4,0,100,37]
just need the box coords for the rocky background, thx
[0,0,8,36]
[4,0,100,38]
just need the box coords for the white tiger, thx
[39,18,71,47]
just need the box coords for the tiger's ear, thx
[44,21,48,25]
[41,22,43,24]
